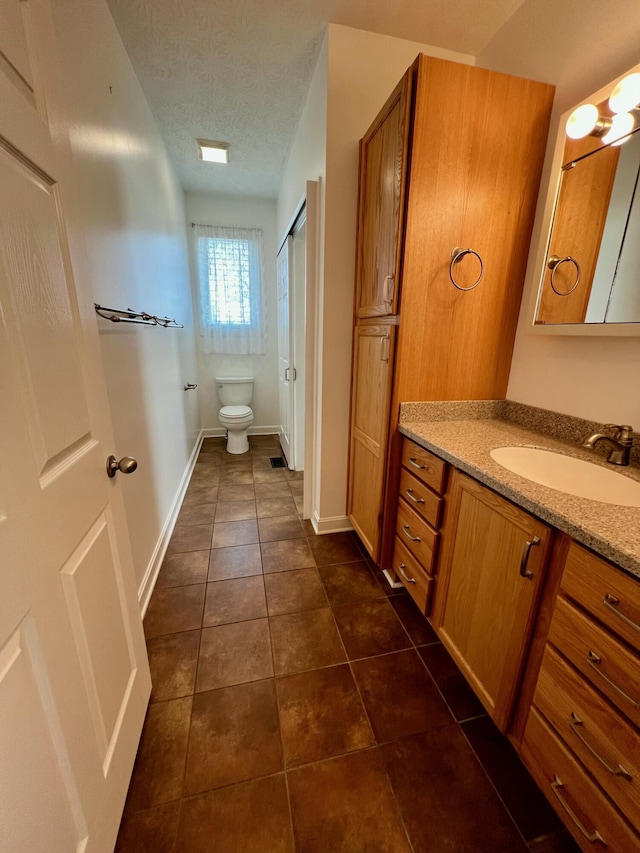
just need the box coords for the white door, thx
[277,236,294,467]
[0,2,150,851]
[291,212,307,472]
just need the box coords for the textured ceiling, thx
[105,0,525,198]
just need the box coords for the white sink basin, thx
[490,446,640,507]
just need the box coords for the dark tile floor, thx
[116,434,581,853]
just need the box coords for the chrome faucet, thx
[583,424,635,466]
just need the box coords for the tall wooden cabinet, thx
[347,54,555,565]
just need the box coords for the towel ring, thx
[450,247,484,291]
[548,255,581,296]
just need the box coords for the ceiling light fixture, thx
[197,139,230,164]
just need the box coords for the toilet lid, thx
[220,405,252,419]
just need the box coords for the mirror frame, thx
[525,61,640,337]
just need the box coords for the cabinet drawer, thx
[398,467,444,528]
[392,537,433,614]
[561,542,640,652]
[401,440,447,494]
[521,707,640,851]
[395,499,439,573]
[550,596,640,728]
[534,644,640,831]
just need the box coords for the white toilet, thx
[216,377,254,454]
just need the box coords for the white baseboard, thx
[310,512,353,535]
[138,430,204,617]
[202,425,280,438]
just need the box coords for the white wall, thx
[185,192,279,431]
[478,0,640,427]
[278,24,473,530]
[51,0,200,600]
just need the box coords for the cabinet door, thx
[536,145,619,324]
[355,71,412,318]
[347,322,396,561]
[432,470,551,732]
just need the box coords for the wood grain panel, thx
[534,644,640,830]
[398,467,444,528]
[433,470,551,731]
[560,542,640,651]
[400,440,447,494]
[395,498,439,572]
[521,707,640,851]
[355,71,412,318]
[392,56,555,403]
[536,146,619,324]
[549,596,640,728]
[347,322,396,560]
[392,536,433,613]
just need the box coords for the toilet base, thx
[225,429,250,454]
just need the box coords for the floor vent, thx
[270,457,286,468]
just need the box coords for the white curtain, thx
[194,224,266,354]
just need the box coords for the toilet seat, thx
[220,405,252,419]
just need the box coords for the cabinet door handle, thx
[397,563,416,584]
[519,535,540,579]
[409,457,429,471]
[550,776,605,844]
[383,274,395,304]
[603,592,640,633]
[380,336,390,363]
[404,488,425,505]
[586,650,640,709]
[402,524,421,542]
[569,712,632,778]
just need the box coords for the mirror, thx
[534,69,640,326]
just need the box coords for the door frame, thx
[277,181,319,516]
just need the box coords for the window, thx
[194,224,266,354]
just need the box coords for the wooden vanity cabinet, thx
[431,469,552,732]
[347,53,555,565]
[520,541,640,851]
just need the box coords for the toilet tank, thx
[215,377,254,407]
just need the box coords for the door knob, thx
[106,455,138,478]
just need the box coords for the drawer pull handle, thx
[569,712,632,779]
[603,592,640,633]
[383,274,395,304]
[550,776,605,844]
[409,457,430,471]
[397,563,416,584]
[405,488,425,505]
[402,524,421,543]
[519,536,540,580]
[587,650,640,709]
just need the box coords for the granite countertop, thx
[398,401,640,579]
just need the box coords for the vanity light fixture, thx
[602,111,636,146]
[565,104,612,140]
[565,72,640,144]
[609,72,640,114]
[197,139,230,164]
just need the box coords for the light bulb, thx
[565,103,599,139]
[609,72,640,114]
[601,111,635,145]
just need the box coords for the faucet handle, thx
[606,424,634,442]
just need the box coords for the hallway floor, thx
[115,435,579,853]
